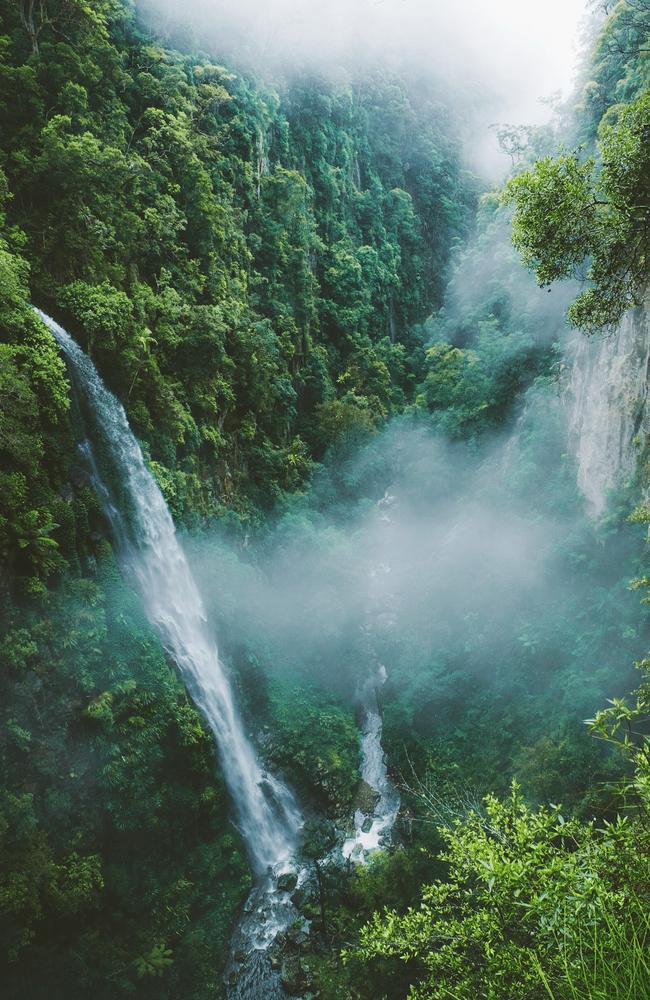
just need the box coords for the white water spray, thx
[37,309,302,875]
[342,664,400,862]
[343,492,400,863]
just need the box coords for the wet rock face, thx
[227,948,286,999]
[267,934,285,970]
[226,866,319,998]
[277,870,299,893]
[280,954,315,996]
[354,778,381,814]
[70,464,91,490]
[286,918,311,948]
[566,297,650,518]
[59,482,74,503]
[290,883,311,908]
[361,815,374,834]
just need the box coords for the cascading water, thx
[343,492,400,863]
[342,664,400,862]
[37,309,303,996]
[565,297,650,518]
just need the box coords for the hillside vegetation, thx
[2,2,650,999]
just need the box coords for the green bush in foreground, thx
[352,783,650,999]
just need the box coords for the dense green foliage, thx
[1,570,251,998]
[337,6,650,999]
[504,1,650,331]
[354,783,650,999]
[0,0,472,995]
[0,0,472,565]
[2,1,650,999]
[505,95,650,330]
[350,648,650,1000]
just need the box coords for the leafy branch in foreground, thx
[349,783,650,999]
[503,93,650,332]
[587,656,650,811]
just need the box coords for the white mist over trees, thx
[139,0,587,174]
[3,0,650,997]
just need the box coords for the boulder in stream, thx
[354,779,380,814]
[277,870,298,892]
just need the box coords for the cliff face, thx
[566,292,650,517]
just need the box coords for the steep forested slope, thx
[3,2,650,1000]
[352,5,650,999]
[0,0,473,592]
[0,2,473,997]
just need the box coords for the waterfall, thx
[342,664,400,862]
[343,492,400,863]
[566,298,650,518]
[37,309,302,875]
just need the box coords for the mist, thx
[136,0,642,795]
[138,0,588,175]
[188,393,647,802]
[426,204,579,350]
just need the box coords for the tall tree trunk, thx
[20,0,40,55]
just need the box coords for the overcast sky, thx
[143,0,591,173]
[451,0,589,120]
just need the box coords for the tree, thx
[301,818,337,937]
[504,93,650,331]
[351,783,650,999]
[18,0,112,55]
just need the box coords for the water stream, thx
[342,664,400,862]
[343,492,400,863]
[40,307,406,996]
[37,309,304,997]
